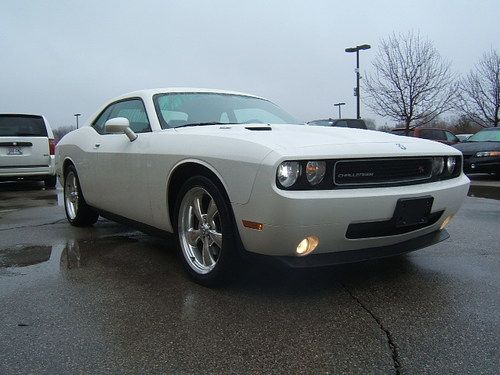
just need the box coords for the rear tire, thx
[175,176,239,286]
[44,175,57,188]
[63,165,99,227]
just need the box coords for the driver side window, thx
[92,99,151,135]
[108,99,151,133]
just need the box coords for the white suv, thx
[0,114,57,188]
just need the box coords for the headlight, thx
[432,157,444,175]
[475,151,500,157]
[305,161,326,185]
[277,161,301,188]
[446,157,457,174]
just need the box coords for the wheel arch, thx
[166,160,233,231]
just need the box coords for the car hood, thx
[453,141,500,155]
[173,124,458,156]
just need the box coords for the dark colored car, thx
[308,118,367,129]
[453,127,500,174]
[392,127,459,145]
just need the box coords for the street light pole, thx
[333,102,346,119]
[345,44,371,119]
[74,113,81,129]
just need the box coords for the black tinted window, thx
[346,120,367,129]
[334,120,348,127]
[392,129,415,136]
[0,115,47,137]
[309,120,333,127]
[420,129,445,141]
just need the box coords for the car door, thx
[93,98,155,225]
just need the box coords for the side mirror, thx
[104,117,137,142]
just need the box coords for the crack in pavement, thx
[0,219,66,232]
[340,282,402,374]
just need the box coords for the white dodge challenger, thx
[56,88,469,284]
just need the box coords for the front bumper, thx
[232,172,469,257]
[463,156,500,174]
[277,229,449,268]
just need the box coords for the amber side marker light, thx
[242,220,264,231]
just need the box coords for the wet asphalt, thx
[0,177,499,374]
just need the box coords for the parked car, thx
[456,133,473,142]
[308,118,367,129]
[453,127,500,174]
[0,114,57,187]
[392,127,460,145]
[56,88,469,285]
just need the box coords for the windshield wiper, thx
[174,122,238,129]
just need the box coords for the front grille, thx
[334,158,433,187]
[462,154,473,161]
[346,210,444,239]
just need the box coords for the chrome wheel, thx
[64,171,79,220]
[178,186,222,274]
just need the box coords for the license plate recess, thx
[7,147,23,155]
[393,196,433,228]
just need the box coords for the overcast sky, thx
[1,0,499,128]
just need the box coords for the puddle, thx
[0,246,52,267]
[0,234,146,295]
[467,185,500,200]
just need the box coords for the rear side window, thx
[0,115,47,137]
[392,129,414,136]
[346,120,367,129]
[309,120,333,127]
[92,99,151,134]
[334,120,348,127]
[445,131,459,142]
[420,129,446,141]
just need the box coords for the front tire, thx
[63,165,99,227]
[175,176,239,285]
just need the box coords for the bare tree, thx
[457,49,499,127]
[364,31,455,133]
[53,125,75,142]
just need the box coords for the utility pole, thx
[345,44,371,119]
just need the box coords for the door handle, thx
[93,143,101,149]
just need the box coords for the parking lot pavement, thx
[0,180,499,374]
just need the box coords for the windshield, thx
[153,92,301,128]
[467,129,500,142]
[0,115,47,137]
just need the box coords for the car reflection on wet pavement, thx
[0,177,498,374]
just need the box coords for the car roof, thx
[0,113,45,117]
[111,87,266,102]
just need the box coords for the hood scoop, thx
[245,125,272,131]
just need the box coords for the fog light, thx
[296,236,319,256]
[440,215,454,230]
